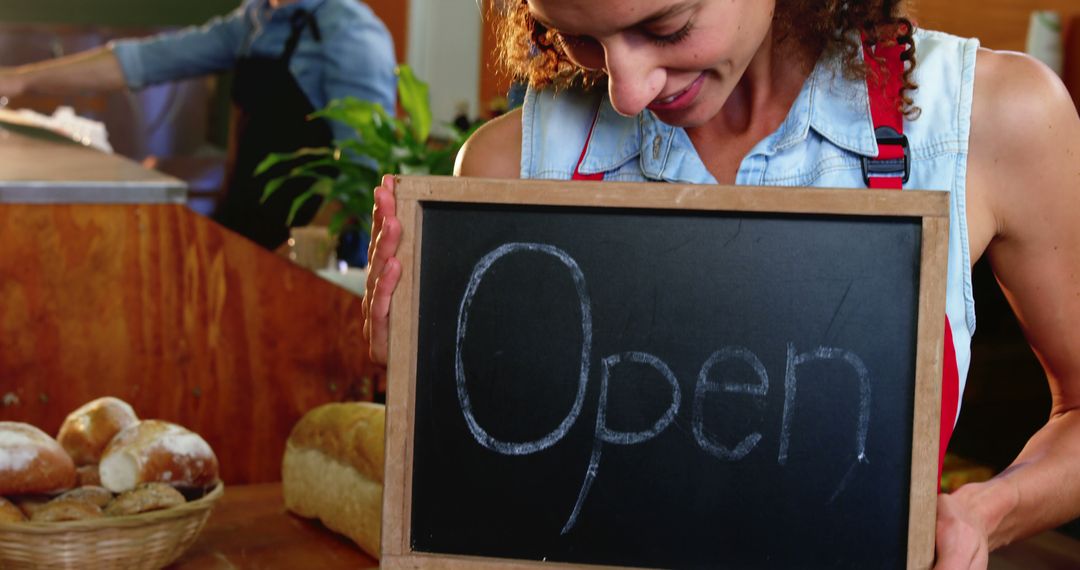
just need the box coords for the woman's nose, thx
[603,41,665,116]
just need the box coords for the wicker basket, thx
[0,483,224,570]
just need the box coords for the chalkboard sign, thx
[383,177,949,570]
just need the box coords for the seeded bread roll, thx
[55,486,113,508]
[0,422,76,496]
[30,499,104,522]
[57,397,139,466]
[0,496,25,523]
[13,495,51,518]
[282,402,385,558]
[104,482,186,516]
[99,420,219,493]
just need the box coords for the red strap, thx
[869,176,903,190]
[572,108,604,181]
[862,35,906,133]
[863,29,958,478]
[862,30,908,190]
[940,316,961,481]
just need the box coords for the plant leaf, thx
[396,65,432,143]
[329,209,352,235]
[261,177,286,203]
[254,148,332,176]
[286,178,333,225]
[312,98,380,130]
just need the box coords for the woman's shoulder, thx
[970,47,1075,169]
[972,47,1070,104]
[455,108,523,179]
[966,46,1078,253]
[456,84,609,179]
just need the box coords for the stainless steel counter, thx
[0,123,187,204]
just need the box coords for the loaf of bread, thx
[282,402,385,558]
[57,397,139,466]
[99,420,219,493]
[0,422,76,495]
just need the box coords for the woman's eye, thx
[556,32,598,50]
[554,32,605,68]
[648,20,693,46]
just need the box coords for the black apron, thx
[215,8,333,250]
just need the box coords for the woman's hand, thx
[0,69,26,99]
[934,490,991,570]
[362,174,403,366]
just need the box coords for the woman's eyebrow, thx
[529,1,695,34]
[638,1,696,26]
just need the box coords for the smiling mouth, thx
[648,73,706,111]
[657,82,694,104]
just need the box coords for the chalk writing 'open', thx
[454,243,871,534]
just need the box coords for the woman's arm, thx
[936,48,1080,569]
[0,7,249,99]
[0,47,126,98]
[362,108,524,364]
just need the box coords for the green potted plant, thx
[255,65,479,262]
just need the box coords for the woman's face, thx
[528,0,776,127]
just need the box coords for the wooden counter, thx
[172,484,1080,569]
[170,484,377,569]
[0,122,186,204]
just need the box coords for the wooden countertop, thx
[171,483,1080,569]
[0,122,186,204]
[169,483,378,569]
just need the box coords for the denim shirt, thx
[110,0,397,143]
[521,29,980,426]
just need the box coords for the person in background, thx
[0,0,397,250]
[363,0,1080,568]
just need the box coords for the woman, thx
[0,0,397,250]
[364,1,1080,567]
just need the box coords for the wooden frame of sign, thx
[382,175,949,570]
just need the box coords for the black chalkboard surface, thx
[382,177,949,570]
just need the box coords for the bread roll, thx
[0,496,25,523]
[57,397,139,466]
[12,495,51,518]
[0,422,76,495]
[104,482,186,516]
[30,499,104,522]
[99,420,219,493]
[55,486,113,508]
[283,402,385,558]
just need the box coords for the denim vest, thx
[521,29,980,427]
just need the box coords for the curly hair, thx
[494,0,919,117]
